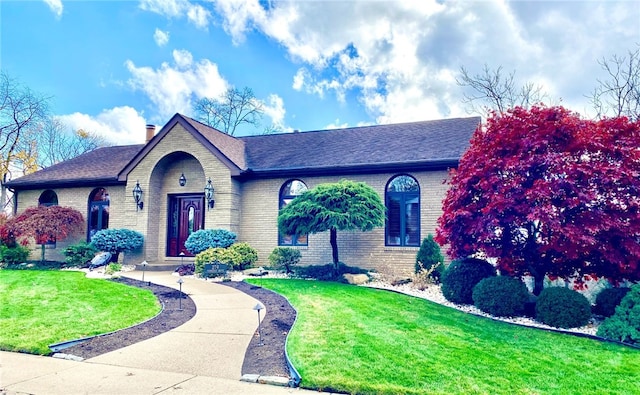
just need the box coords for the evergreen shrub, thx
[91,229,144,262]
[229,242,258,270]
[441,257,496,304]
[597,284,640,345]
[472,276,530,317]
[63,242,98,267]
[184,229,236,255]
[194,247,241,276]
[0,245,30,265]
[535,287,592,328]
[415,234,444,282]
[593,287,631,317]
[268,247,301,273]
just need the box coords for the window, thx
[88,188,109,241]
[38,190,58,207]
[279,179,308,246]
[386,175,420,246]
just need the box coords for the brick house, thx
[6,113,479,274]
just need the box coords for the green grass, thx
[0,270,161,354]
[249,279,640,395]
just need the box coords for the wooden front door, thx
[167,195,204,257]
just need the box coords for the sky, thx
[1,0,639,145]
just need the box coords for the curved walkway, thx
[0,272,326,395]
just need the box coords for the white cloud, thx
[211,0,639,122]
[43,0,63,19]
[139,0,210,29]
[154,28,170,46]
[56,106,147,145]
[125,49,228,121]
[261,94,286,129]
[324,119,349,130]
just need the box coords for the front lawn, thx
[250,279,640,395]
[0,270,160,354]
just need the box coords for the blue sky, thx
[1,0,639,144]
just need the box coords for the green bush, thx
[229,242,258,270]
[415,234,444,282]
[268,247,301,273]
[441,257,496,304]
[194,247,241,276]
[91,229,144,262]
[63,242,98,268]
[105,263,122,275]
[535,287,592,329]
[0,245,30,265]
[593,287,631,317]
[472,276,530,317]
[293,262,368,281]
[597,284,640,345]
[184,229,236,255]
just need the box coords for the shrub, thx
[268,247,301,273]
[293,262,368,281]
[63,242,98,268]
[593,287,631,317]
[535,287,592,328]
[194,247,241,276]
[415,234,444,282]
[597,284,640,345]
[184,229,236,255]
[105,263,122,275]
[441,257,496,304]
[229,242,258,270]
[0,245,30,265]
[91,229,144,262]
[472,276,530,317]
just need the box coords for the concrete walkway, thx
[0,271,327,395]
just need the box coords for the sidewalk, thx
[0,271,327,395]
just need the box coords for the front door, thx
[167,194,204,257]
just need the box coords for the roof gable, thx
[117,114,246,180]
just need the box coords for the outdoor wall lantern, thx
[132,181,144,211]
[179,173,187,187]
[204,178,215,209]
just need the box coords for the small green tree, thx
[278,180,385,274]
[416,234,444,279]
[91,228,144,263]
[268,247,302,273]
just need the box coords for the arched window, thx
[88,188,110,241]
[386,175,420,246]
[38,190,58,207]
[279,179,308,246]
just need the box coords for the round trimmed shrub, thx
[441,257,496,304]
[229,242,258,270]
[593,287,631,317]
[535,287,592,328]
[194,247,241,276]
[90,228,144,262]
[597,284,640,345]
[268,247,301,273]
[184,229,236,255]
[472,276,530,317]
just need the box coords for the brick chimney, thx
[145,124,156,143]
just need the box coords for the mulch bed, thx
[60,277,295,379]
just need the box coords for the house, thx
[6,113,480,274]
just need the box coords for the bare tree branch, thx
[194,87,264,135]
[589,46,640,121]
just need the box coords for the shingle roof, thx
[6,145,144,189]
[239,117,480,176]
[6,114,480,189]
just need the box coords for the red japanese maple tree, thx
[436,105,640,295]
[6,205,84,261]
